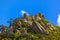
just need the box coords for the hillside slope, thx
[0,13,60,40]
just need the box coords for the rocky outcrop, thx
[0,13,56,37]
[35,13,44,21]
[32,21,49,34]
[46,23,55,30]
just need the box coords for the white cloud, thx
[57,14,60,26]
[20,10,29,16]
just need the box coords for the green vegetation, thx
[1,27,60,40]
[0,13,60,40]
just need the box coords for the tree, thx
[7,18,14,25]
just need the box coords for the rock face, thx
[0,13,56,37]
[35,13,44,21]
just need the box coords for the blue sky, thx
[0,0,60,26]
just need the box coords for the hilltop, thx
[0,13,60,40]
